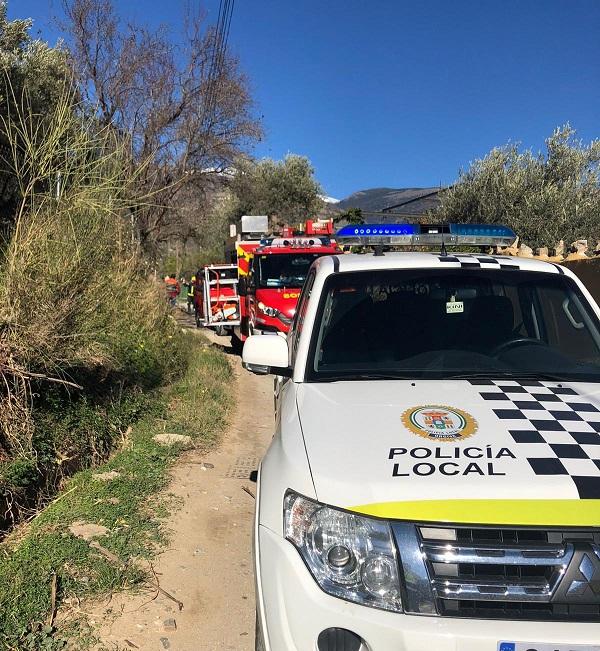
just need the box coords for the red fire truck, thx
[231,218,340,345]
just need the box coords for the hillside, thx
[335,187,442,215]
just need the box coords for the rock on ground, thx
[153,433,193,446]
[69,521,109,541]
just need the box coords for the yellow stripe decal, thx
[348,500,600,527]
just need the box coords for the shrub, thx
[435,125,600,250]
[0,78,187,517]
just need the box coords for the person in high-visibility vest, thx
[187,275,196,314]
[164,274,180,308]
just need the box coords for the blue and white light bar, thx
[335,223,516,248]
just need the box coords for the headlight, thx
[284,491,402,612]
[257,301,279,317]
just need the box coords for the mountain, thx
[335,187,442,215]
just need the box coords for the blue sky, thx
[11,0,600,199]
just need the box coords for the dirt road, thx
[93,328,274,650]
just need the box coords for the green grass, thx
[0,334,231,651]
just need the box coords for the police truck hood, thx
[296,379,600,524]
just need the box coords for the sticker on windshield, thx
[446,300,464,314]
[402,405,478,442]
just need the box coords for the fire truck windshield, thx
[257,253,324,289]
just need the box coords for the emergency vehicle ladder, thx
[200,264,241,328]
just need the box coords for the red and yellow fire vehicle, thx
[232,219,340,343]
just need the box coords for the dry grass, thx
[0,78,180,459]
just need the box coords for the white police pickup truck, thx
[243,223,600,651]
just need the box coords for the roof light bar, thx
[259,236,331,248]
[335,223,516,248]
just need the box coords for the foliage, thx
[162,248,226,280]
[0,384,154,529]
[227,154,324,229]
[435,125,600,250]
[0,78,186,516]
[0,3,68,114]
[333,206,364,225]
[0,3,70,231]
[0,336,231,649]
[158,182,234,277]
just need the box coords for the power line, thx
[203,0,235,130]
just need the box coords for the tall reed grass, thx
[0,79,183,472]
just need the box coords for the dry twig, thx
[147,561,184,611]
[242,485,255,499]
[48,572,58,627]
[89,541,124,566]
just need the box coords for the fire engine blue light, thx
[336,224,419,238]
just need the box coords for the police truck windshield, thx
[257,253,324,289]
[308,268,600,382]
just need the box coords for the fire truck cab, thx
[231,218,340,344]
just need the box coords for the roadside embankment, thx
[0,81,191,540]
[0,331,231,650]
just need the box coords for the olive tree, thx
[228,154,324,230]
[435,125,600,250]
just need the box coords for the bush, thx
[435,125,600,250]
[0,79,188,528]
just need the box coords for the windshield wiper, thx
[316,373,410,382]
[445,371,566,382]
[315,370,576,383]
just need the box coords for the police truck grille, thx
[392,523,600,621]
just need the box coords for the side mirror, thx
[238,276,247,296]
[242,335,291,376]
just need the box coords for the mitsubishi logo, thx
[553,544,600,604]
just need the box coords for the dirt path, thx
[93,326,274,650]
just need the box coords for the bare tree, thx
[61,0,261,251]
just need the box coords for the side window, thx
[291,271,315,362]
[539,286,600,361]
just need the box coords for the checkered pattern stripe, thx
[473,380,600,499]
[438,254,520,270]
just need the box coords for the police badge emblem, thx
[401,405,478,442]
